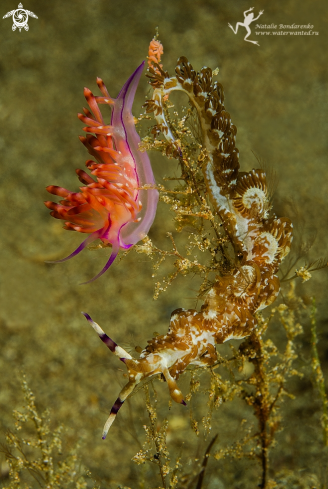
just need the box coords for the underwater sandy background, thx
[0,0,327,487]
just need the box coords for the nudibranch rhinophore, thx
[45,62,159,284]
[83,41,293,439]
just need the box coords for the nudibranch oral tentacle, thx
[84,41,293,436]
[82,311,188,439]
[45,62,159,283]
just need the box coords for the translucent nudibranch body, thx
[84,44,293,438]
[45,62,159,283]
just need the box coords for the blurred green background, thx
[0,0,327,487]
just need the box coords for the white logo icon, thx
[3,3,38,32]
[228,7,264,46]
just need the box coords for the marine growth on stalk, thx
[84,38,293,439]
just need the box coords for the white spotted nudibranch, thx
[84,42,293,439]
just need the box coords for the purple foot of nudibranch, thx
[80,242,120,285]
[46,227,120,285]
[45,228,103,265]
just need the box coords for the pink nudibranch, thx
[45,62,159,283]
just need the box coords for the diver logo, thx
[228,7,264,46]
[3,3,38,32]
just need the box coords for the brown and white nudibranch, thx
[82,40,293,439]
